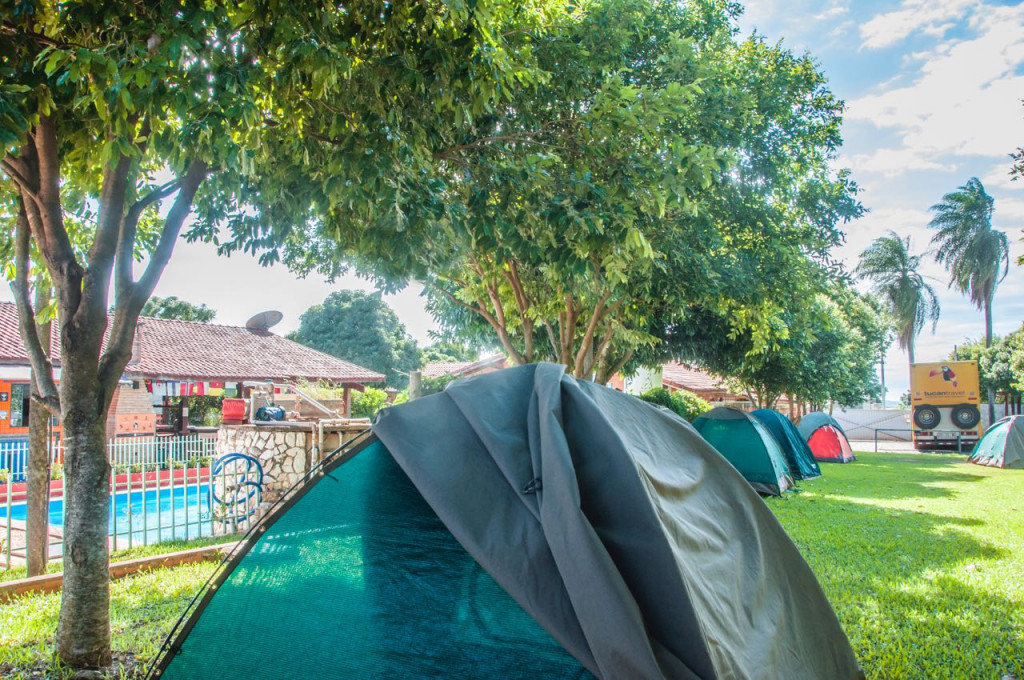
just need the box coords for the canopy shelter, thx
[752,409,822,481]
[969,416,1024,469]
[797,412,855,463]
[691,407,795,496]
[151,364,861,680]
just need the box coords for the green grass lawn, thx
[0,453,1021,679]
[768,451,1024,680]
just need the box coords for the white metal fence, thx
[0,434,217,483]
[0,435,252,571]
[833,405,998,442]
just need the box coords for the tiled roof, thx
[0,302,384,384]
[422,354,506,379]
[662,362,742,397]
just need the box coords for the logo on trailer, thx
[928,365,958,388]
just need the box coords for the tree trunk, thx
[25,287,53,577]
[984,299,996,425]
[879,352,886,407]
[55,371,112,668]
[25,383,52,576]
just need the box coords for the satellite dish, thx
[245,310,283,331]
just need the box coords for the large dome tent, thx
[969,416,1024,469]
[150,364,862,680]
[684,407,795,496]
[798,411,856,463]
[751,409,822,480]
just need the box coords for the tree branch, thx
[0,22,86,49]
[116,178,181,293]
[573,291,613,376]
[501,261,534,361]
[32,115,77,273]
[542,321,560,360]
[134,160,208,299]
[597,347,633,386]
[9,200,60,414]
[433,133,538,161]
[99,160,208,392]
[431,283,526,365]
[0,157,40,203]
[84,152,134,315]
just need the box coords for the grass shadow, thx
[812,453,986,501]
[770,466,1022,680]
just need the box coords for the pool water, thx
[3,483,214,546]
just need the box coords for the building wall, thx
[105,383,158,439]
[216,425,312,501]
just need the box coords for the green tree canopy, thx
[420,341,480,365]
[1,0,553,667]
[290,291,419,388]
[377,0,861,382]
[674,287,889,409]
[856,231,939,366]
[950,332,1024,403]
[139,295,215,322]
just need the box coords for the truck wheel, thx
[913,405,940,429]
[951,404,980,429]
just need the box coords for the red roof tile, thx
[0,302,384,384]
[662,362,742,398]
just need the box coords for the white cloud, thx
[996,196,1024,221]
[813,1,849,22]
[859,0,977,49]
[981,161,1023,190]
[846,3,1024,178]
[840,147,956,178]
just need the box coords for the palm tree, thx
[928,177,1009,423]
[928,177,1009,347]
[856,232,940,368]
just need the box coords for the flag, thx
[209,381,225,397]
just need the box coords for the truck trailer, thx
[910,360,982,451]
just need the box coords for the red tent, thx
[807,425,855,463]
[798,412,856,463]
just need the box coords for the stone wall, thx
[215,425,312,500]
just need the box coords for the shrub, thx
[638,387,710,421]
[419,374,456,396]
[351,387,390,419]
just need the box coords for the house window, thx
[10,383,30,428]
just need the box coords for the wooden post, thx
[409,371,422,400]
[343,387,351,417]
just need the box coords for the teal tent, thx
[752,409,822,480]
[969,416,1024,469]
[151,364,861,680]
[691,407,795,496]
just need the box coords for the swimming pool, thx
[3,483,214,546]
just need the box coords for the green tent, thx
[691,407,795,496]
[152,364,861,680]
[969,416,1024,469]
[752,409,822,480]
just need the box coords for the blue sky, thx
[3,1,1021,401]
[741,0,1024,399]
